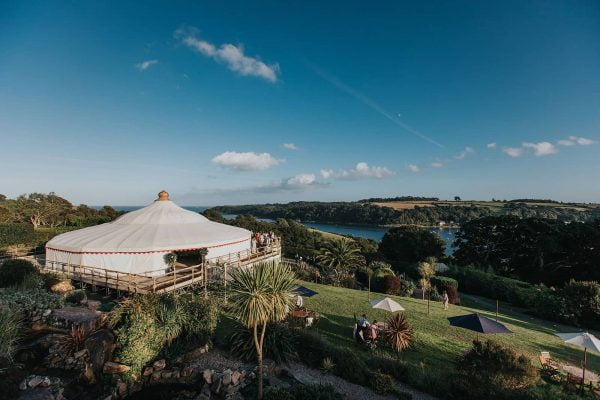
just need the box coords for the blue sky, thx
[1,1,599,206]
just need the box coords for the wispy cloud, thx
[487,143,497,149]
[502,147,524,157]
[320,162,395,180]
[454,146,474,160]
[175,27,280,82]
[522,141,558,157]
[135,60,158,71]
[305,61,443,148]
[558,136,597,146]
[407,164,420,173]
[282,143,299,150]
[211,151,283,171]
[429,162,444,168]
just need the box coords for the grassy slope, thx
[299,281,600,373]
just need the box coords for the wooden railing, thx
[40,239,282,294]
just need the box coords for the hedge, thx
[431,276,458,290]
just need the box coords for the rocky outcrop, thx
[104,358,253,399]
[18,375,65,400]
[85,329,115,373]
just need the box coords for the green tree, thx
[317,239,363,278]
[418,257,436,299]
[379,226,445,270]
[228,262,297,399]
[12,192,72,229]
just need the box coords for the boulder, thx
[202,369,213,384]
[50,281,75,295]
[103,362,130,374]
[153,359,166,371]
[28,376,44,388]
[142,367,153,376]
[116,382,128,397]
[221,369,232,385]
[50,307,103,332]
[84,329,115,373]
[231,370,241,386]
[87,300,102,310]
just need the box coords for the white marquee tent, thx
[45,191,252,275]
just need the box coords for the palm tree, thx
[228,262,297,399]
[317,239,362,277]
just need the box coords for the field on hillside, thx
[372,201,435,210]
[299,281,600,373]
[373,200,595,212]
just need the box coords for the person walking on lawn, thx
[442,290,449,310]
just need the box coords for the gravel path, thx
[286,362,438,400]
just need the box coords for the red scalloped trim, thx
[45,238,250,255]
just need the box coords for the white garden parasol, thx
[370,297,405,313]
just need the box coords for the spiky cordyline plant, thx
[382,313,414,355]
[228,261,297,400]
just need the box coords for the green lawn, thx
[299,281,600,374]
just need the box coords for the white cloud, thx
[407,164,420,173]
[429,162,444,168]
[320,162,395,180]
[454,146,474,160]
[176,27,279,82]
[135,60,158,70]
[502,147,524,157]
[569,136,597,146]
[286,173,316,186]
[522,141,558,156]
[282,143,299,150]
[558,139,576,146]
[211,151,283,171]
[487,143,497,149]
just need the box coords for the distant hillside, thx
[212,199,599,227]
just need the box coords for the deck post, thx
[116,273,120,296]
[152,276,156,293]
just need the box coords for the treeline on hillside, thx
[0,192,124,251]
[212,200,596,226]
[0,192,122,229]
[358,196,439,203]
[453,216,600,286]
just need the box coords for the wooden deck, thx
[41,242,281,294]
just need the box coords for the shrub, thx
[431,276,458,290]
[229,322,297,364]
[443,285,460,305]
[109,293,218,379]
[456,340,539,398]
[0,287,63,317]
[370,370,395,395]
[561,280,600,328]
[264,384,344,400]
[0,224,35,248]
[65,289,86,304]
[381,274,401,295]
[398,278,416,297]
[0,259,37,287]
[0,308,21,365]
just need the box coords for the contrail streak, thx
[306,61,444,148]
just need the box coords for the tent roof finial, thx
[157,190,170,201]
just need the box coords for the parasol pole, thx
[581,347,587,395]
[496,299,499,322]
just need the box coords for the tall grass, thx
[0,308,21,365]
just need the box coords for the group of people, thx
[251,231,276,253]
[354,313,379,348]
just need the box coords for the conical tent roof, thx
[46,192,251,254]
